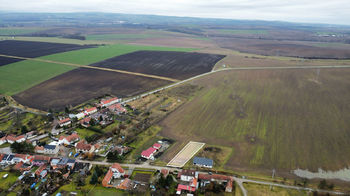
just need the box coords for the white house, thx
[75,112,86,120]
[84,107,97,115]
[180,170,198,182]
[59,118,71,127]
[59,133,80,145]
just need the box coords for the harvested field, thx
[0,40,94,65]
[213,37,350,59]
[91,51,225,80]
[167,141,205,168]
[13,68,171,111]
[160,69,350,175]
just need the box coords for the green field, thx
[0,171,19,191]
[0,28,43,35]
[0,60,75,95]
[86,33,162,40]
[0,44,196,95]
[218,29,268,35]
[244,183,308,196]
[160,69,350,172]
[40,44,196,65]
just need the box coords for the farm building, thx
[193,157,213,168]
[141,147,157,160]
[59,118,71,127]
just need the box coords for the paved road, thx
[0,54,179,82]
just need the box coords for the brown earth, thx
[213,37,350,59]
[90,51,225,80]
[13,68,171,111]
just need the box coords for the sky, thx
[0,0,349,25]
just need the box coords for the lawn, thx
[0,43,196,96]
[0,171,19,190]
[0,60,75,95]
[160,69,350,173]
[75,128,98,138]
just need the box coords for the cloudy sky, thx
[0,0,349,25]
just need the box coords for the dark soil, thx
[0,40,95,66]
[0,56,21,66]
[90,51,225,80]
[13,68,171,111]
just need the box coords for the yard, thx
[0,171,19,192]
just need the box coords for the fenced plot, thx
[167,141,205,168]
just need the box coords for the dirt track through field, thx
[0,54,180,82]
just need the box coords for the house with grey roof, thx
[193,157,213,168]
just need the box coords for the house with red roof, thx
[84,107,97,115]
[0,136,7,145]
[101,97,120,107]
[102,163,125,188]
[59,133,80,145]
[14,161,32,172]
[5,134,25,144]
[116,178,132,190]
[178,170,198,182]
[80,117,91,128]
[59,118,71,127]
[75,140,95,153]
[108,103,127,114]
[152,143,162,150]
[35,146,45,154]
[176,184,196,195]
[141,147,157,160]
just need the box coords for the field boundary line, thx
[0,54,180,82]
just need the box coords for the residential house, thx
[80,117,91,128]
[225,179,233,192]
[50,158,61,169]
[59,118,71,127]
[43,145,59,154]
[35,146,45,154]
[179,170,198,182]
[102,163,125,187]
[32,155,51,166]
[35,164,47,178]
[13,161,31,172]
[193,157,213,168]
[0,136,7,145]
[141,147,157,160]
[1,154,15,165]
[116,178,132,190]
[6,134,25,144]
[198,173,233,192]
[75,112,86,120]
[67,159,76,169]
[75,140,94,153]
[152,143,162,150]
[59,133,80,145]
[101,97,120,107]
[84,107,97,115]
[108,103,127,114]
[113,146,130,156]
[176,184,196,195]
[13,154,30,163]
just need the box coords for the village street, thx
[76,160,347,196]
